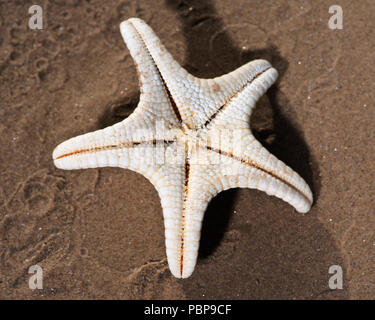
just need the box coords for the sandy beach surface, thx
[0,0,374,299]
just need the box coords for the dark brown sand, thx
[0,0,374,299]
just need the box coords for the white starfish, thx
[53,18,313,279]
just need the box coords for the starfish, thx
[53,18,313,279]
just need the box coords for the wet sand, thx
[0,0,374,299]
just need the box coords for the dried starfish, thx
[53,18,313,278]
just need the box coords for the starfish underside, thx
[53,18,313,278]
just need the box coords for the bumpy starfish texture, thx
[53,18,313,279]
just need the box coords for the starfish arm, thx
[120,18,192,125]
[134,159,189,279]
[202,61,278,131]
[195,59,277,130]
[120,20,183,126]
[52,110,178,172]
[200,138,313,213]
[162,150,223,279]
[175,161,228,279]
